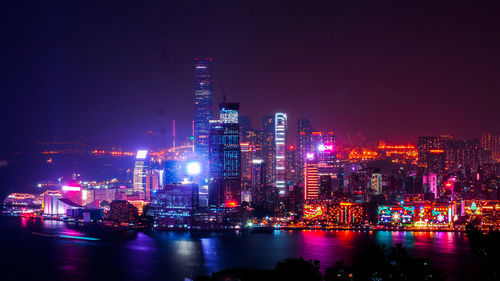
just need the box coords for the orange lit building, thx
[304,160,319,200]
[128,200,149,215]
[302,202,364,225]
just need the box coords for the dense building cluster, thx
[3,59,500,231]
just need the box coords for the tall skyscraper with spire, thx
[194,58,213,162]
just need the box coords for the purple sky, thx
[2,0,500,151]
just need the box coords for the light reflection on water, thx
[2,217,484,281]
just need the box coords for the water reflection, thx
[0,217,483,281]
[201,238,219,273]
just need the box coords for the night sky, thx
[2,0,500,151]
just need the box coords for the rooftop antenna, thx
[172,120,176,148]
[220,80,227,104]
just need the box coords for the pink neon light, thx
[62,186,81,191]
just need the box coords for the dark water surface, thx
[0,216,485,281]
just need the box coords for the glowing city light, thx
[186,161,201,176]
[59,235,100,241]
[61,186,81,191]
[136,150,148,159]
[318,144,333,151]
[226,200,238,208]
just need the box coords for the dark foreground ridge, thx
[194,243,445,281]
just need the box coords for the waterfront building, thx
[61,185,83,206]
[150,183,199,228]
[377,202,454,227]
[302,202,364,225]
[93,188,117,203]
[107,200,138,223]
[43,195,82,216]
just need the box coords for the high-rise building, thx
[208,103,241,207]
[297,119,312,185]
[162,160,179,185]
[423,172,439,199]
[194,58,213,162]
[133,150,149,198]
[262,115,275,186]
[275,113,287,196]
[417,136,446,172]
[371,173,383,195]
[444,138,480,176]
[481,132,499,162]
[304,155,319,201]
[145,169,161,201]
[286,145,300,185]
[251,159,265,206]
[311,131,323,152]
[239,116,254,189]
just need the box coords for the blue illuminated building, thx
[162,160,179,185]
[193,58,213,163]
[150,183,199,228]
[209,103,241,208]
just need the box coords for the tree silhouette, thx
[465,223,500,280]
[274,257,322,281]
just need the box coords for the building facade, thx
[194,58,213,162]
[209,103,241,207]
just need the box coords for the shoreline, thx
[8,215,465,233]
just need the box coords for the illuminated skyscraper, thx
[444,138,480,176]
[209,103,241,207]
[145,169,161,201]
[262,115,275,186]
[194,58,213,162]
[481,132,499,162]
[304,156,319,201]
[239,116,255,189]
[150,182,199,228]
[371,173,383,195]
[417,136,445,172]
[297,119,312,185]
[286,145,300,185]
[275,113,287,196]
[133,150,149,198]
[251,159,265,206]
[311,131,323,152]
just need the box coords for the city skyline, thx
[2,1,500,153]
[2,2,500,280]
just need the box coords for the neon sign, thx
[318,144,334,151]
[62,186,81,191]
